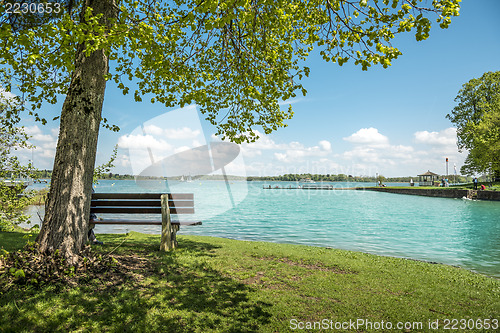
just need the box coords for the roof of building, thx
[417,170,439,176]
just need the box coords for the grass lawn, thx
[367,182,500,191]
[450,181,500,191]
[1,231,499,332]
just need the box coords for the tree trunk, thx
[36,0,116,263]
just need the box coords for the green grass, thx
[27,187,49,205]
[1,231,499,332]
[0,227,37,250]
[366,182,500,191]
[449,181,500,191]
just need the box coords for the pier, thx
[1,179,32,189]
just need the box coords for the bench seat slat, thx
[92,193,193,200]
[89,193,200,251]
[90,207,195,214]
[91,200,194,208]
[92,219,202,226]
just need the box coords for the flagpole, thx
[454,163,457,184]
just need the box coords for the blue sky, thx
[14,0,500,177]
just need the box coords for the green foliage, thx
[30,169,52,179]
[447,71,500,176]
[0,240,118,290]
[0,0,460,143]
[93,145,118,184]
[248,173,422,182]
[0,95,36,230]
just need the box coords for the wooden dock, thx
[1,180,32,188]
[263,185,300,190]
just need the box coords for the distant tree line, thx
[32,171,475,183]
[247,174,472,183]
[99,173,136,180]
[32,170,136,180]
[248,174,383,182]
[32,170,52,179]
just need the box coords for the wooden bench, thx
[90,193,201,251]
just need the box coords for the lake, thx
[25,179,500,278]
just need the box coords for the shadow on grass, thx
[0,234,273,332]
[0,230,36,252]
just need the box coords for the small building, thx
[417,170,439,186]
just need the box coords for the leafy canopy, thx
[0,94,35,229]
[1,0,460,143]
[447,71,500,176]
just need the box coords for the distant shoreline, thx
[31,171,473,183]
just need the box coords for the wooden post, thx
[172,225,179,248]
[160,194,172,251]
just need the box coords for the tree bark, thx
[36,0,116,263]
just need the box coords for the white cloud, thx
[339,126,458,174]
[117,134,172,151]
[0,88,16,100]
[270,142,332,163]
[289,141,302,149]
[274,152,287,161]
[240,131,332,164]
[124,107,208,176]
[245,130,287,150]
[25,125,57,142]
[40,148,56,158]
[26,125,58,149]
[118,154,131,167]
[310,158,342,173]
[141,125,201,140]
[12,125,58,169]
[319,140,331,151]
[143,125,164,136]
[414,127,457,146]
[343,127,389,146]
[34,134,54,142]
[342,144,414,164]
[24,125,42,136]
[41,141,57,150]
[240,147,262,158]
[217,158,247,177]
[164,127,201,139]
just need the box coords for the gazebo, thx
[417,170,439,186]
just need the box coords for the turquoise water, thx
[26,180,500,278]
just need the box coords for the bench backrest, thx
[90,193,194,215]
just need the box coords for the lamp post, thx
[446,158,449,178]
[453,163,457,185]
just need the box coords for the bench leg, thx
[171,225,180,249]
[161,223,179,251]
[87,223,96,242]
[160,194,177,251]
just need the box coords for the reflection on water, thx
[22,180,500,278]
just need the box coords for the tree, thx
[0,0,460,261]
[446,71,500,179]
[0,93,35,230]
